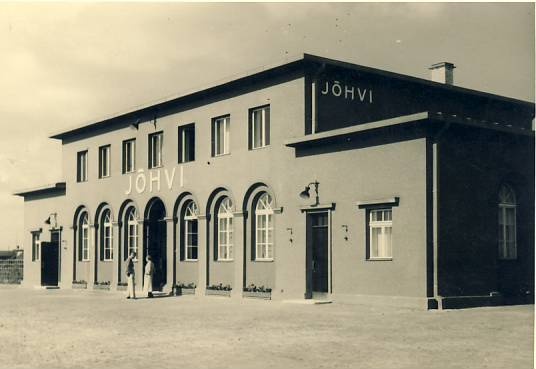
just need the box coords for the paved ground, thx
[0,287,533,369]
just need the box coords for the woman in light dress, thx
[144,255,155,298]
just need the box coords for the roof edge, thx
[14,182,66,197]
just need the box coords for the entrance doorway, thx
[146,199,167,291]
[305,211,330,298]
[41,231,60,286]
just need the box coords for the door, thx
[306,211,329,298]
[41,238,59,286]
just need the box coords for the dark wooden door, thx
[311,212,329,293]
[41,241,59,286]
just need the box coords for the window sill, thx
[250,145,270,151]
[149,165,163,170]
[213,152,231,158]
[98,175,111,180]
[101,260,114,262]
[215,259,234,262]
[367,257,393,261]
[122,170,136,175]
[182,259,198,263]
[254,259,274,263]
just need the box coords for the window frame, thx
[249,105,270,150]
[122,139,136,174]
[148,131,163,169]
[216,197,234,261]
[98,145,111,179]
[254,193,274,261]
[178,123,196,164]
[498,185,517,260]
[367,208,393,260]
[77,150,88,182]
[80,212,90,262]
[212,115,230,157]
[101,210,113,261]
[31,231,41,262]
[183,201,199,261]
[126,207,139,261]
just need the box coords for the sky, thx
[0,2,534,250]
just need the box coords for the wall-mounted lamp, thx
[299,181,320,206]
[45,213,58,228]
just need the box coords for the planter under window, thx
[243,291,271,300]
[175,287,196,296]
[93,284,111,291]
[72,282,87,289]
[205,289,231,297]
[117,284,127,291]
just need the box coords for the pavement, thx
[0,287,533,369]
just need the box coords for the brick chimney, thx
[429,62,455,85]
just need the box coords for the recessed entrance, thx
[41,231,60,286]
[305,211,330,298]
[145,199,167,291]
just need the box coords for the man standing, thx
[126,252,136,299]
[144,255,155,298]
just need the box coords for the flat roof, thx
[13,182,66,198]
[50,53,534,141]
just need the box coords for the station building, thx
[15,54,534,308]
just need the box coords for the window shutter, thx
[248,111,253,150]
[179,218,185,261]
[210,120,215,157]
[265,107,270,146]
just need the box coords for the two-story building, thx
[15,54,534,309]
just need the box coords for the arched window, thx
[79,212,89,261]
[255,193,274,260]
[217,197,234,261]
[101,209,113,261]
[498,185,517,260]
[183,201,198,261]
[125,207,138,260]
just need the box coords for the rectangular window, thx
[82,225,89,261]
[249,105,270,150]
[185,219,198,260]
[212,116,230,156]
[178,124,195,163]
[148,131,163,168]
[31,232,40,262]
[499,206,517,259]
[77,151,88,182]
[122,139,136,174]
[368,209,393,259]
[98,145,111,178]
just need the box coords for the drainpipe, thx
[432,120,451,309]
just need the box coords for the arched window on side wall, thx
[125,206,139,260]
[254,193,274,261]
[217,197,234,261]
[498,184,517,260]
[183,201,199,261]
[100,209,113,261]
[79,212,89,261]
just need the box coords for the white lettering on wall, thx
[320,80,373,104]
[125,167,182,195]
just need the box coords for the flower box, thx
[205,289,231,297]
[72,282,87,289]
[243,291,271,300]
[117,284,127,291]
[93,284,111,291]
[175,287,196,296]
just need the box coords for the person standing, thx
[126,252,136,299]
[144,255,155,298]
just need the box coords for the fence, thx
[0,259,23,284]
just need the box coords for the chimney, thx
[429,62,455,85]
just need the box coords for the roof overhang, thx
[13,182,66,198]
